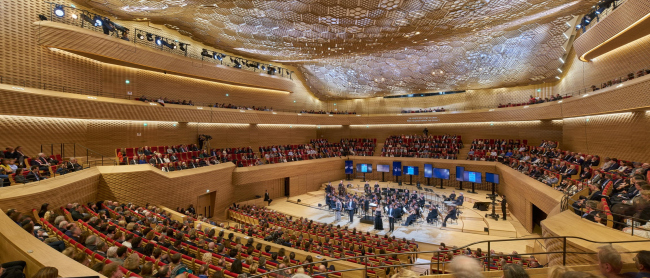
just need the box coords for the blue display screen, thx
[463,171,482,183]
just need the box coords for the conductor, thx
[347,198,356,223]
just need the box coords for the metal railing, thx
[560,193,650,237]
[244,236,650,278]
[42,2,293,80]
[578,0,628,34]
[40,142,116,167]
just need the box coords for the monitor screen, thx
[356,163,373,173]
[393,161,402,176]
[424,164,433,178]
[377,164,390,173]
[433,168,450,180]
[456,166,465,181]
[486,172,500,184]
[344,160,354,174]
[463,171,482,183]
[403,166,419,176]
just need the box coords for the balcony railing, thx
[42,2,293,80]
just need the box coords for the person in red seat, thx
[26,166,46,182]
[102,263,124,278]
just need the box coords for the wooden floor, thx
[268,179,537,254]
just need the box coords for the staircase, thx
[456,144,472,160]
[374,143,384,156]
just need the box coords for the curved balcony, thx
[35,21,296,93]
[574,0,650,61]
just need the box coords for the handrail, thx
[244,235,650,278]
[560,193,650,237]
[39,142,116,167]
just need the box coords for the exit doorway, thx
[197,191,217,218]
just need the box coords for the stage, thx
[267,179,536,254]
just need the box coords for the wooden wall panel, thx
[562,111,650,162]
[0,168,100,212]
[96,164,236,217]
[235,178,286,204]
[0,115,88,159]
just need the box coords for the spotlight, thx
[155,37,162,46]
[137,33,145,40]
[93,15,103,26]
[201,49,211,58]
[54,5,65,17]
[93,15,104,27]
[38,14,48,21]
[179,43,187,51]
[146,33,153,41]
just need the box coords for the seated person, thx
[441,206,458,227]
[26,165,47,182]
[426,207,439,224]
[455,193,464,206]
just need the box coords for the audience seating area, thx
[381,135,461,159]
[466,139,531,161]
[400,107,446,113]
[501,140,650,235]
[1,148,85,186]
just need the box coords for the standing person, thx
[374,206,383,230]
[347,198,356,223]
[501,195,507,220]
[388,204,395,232]
[264,190,272,206]
[335,198,342,222]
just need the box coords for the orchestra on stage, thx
[324,180,465,231]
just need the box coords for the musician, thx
[426,206,439,224]
[446,191,457,201]
[387,204,396,232]
[441,206,458,227]
[454,193,464,206]
[363,198,370,215]
[403,206,418,226]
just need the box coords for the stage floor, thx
[268,179,537,254]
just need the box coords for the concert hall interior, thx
[2,0,650,278]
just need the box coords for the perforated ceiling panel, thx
[75,0,595,98]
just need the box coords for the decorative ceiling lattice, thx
[76,0,595,99]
